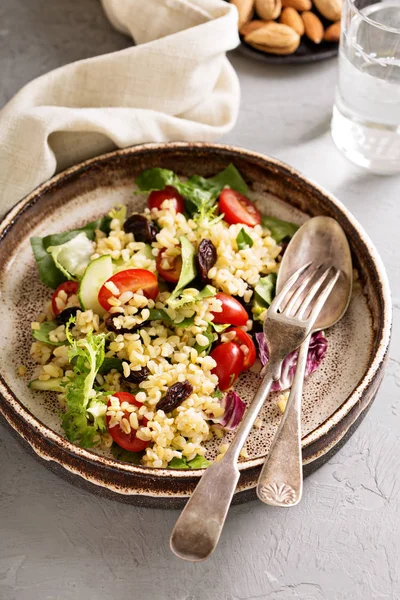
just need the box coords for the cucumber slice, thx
[29,378,64,392]
[78,255,113,316]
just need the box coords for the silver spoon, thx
[256,216,353,506]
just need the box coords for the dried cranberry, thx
[156,381,193,413]
[123,214,157,243]
[123,366,149,384]
[196,239,217,282]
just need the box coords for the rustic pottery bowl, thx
[0,143,391,508]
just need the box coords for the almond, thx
[280,7,304,36]
[245,22,300,55]
[324,20,341,42]
[255,0,282,20]
[281,0,312,11]
[313,0,342,21]
[240,19,272,36]
[230,0,255,29]
[301,11,324,43]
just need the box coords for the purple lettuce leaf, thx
[255,330,328,392]
[211,390,246,431]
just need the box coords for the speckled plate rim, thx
[0,142,392,493]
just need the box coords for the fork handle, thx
[256,334,310,507]
[170,363,278,562]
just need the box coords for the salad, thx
[28,164,327,468]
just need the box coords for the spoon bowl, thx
[277,216,353,330]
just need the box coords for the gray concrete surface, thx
[0,1,399,599]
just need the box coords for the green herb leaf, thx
[236,228,254,250]
[262,215,299,243]
[254,274,277,308]
[32,321,67,347]
[211,388,224,400]
[167,237,197,307]
[111,443,144,464]
[30,215,111,289]
[98,357,124,375]
[187,455,212,469]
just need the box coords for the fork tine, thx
[294,266,333,319]
[269,262,314,314]
[297,267,340,321]
[283,264,324,317]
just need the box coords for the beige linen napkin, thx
[0,0,240,214]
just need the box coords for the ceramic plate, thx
[0,143,391,507]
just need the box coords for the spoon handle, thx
[170,364,277,562]
[256,334,310,507]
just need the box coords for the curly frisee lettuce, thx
[62,318,109,447]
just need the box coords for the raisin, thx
[105,314,134,335]
[156,381,193,413]
[196,239,217,282]
[55,306,79,325]
[123,214,157,243]
[123,366,149,384]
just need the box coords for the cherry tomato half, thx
[219,188,261,227]
[210,342,244,391]
[98,269,159,312]
[226,327,256,371]
[211,293,248,327]
[51,281,79,316]
[156,248,182,283]
[106,392,149,452]
[148,186,185,213]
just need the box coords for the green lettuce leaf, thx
[135,164,248,218]
[262,215,299,243]
[111,443,144,464]
[30,215,111,289]
[98,357,124,375]
[168,455,212,469]
[194,326,216,355]
[167,237,197,307]
[47,232,94,280]
[62,324,108,448]
[32,321,68,347]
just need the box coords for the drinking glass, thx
[331,0,400,174]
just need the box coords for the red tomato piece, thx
[148,186,185,213]
[211,292,248,327]
[98,269,158,312]
[225,327,256,370]
[51,281,79,316]
[106,392,149,453]
[219,188,261,227]
[210,342,244,391]
[156,248,182,283]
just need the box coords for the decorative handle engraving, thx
[258,483,297,505]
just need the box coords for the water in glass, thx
[332,0,400,174]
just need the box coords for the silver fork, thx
[170,262,340,562]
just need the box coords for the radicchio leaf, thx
[211,390,246,431]
[255,331,328,392]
